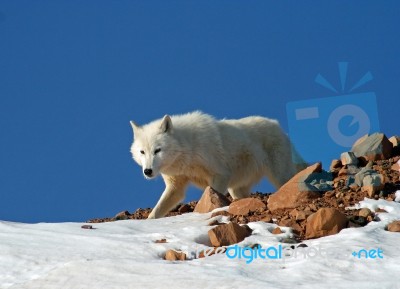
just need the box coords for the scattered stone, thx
[351,133,393,161]
[81,225,93,229]
[376,208,388,213]
[178,204,191,214]
[267,163,322,212]
[358,208,372,218]
[338,166,348,176]
[208,222,252,247]
[305,208,348,239]
[341,152,359,166]
[115,210,131,220]
[228,198,266,215]
[260,214,273,223]
[361,174,384,198]
[389,136,400,156]
[164,249,186,261]
[355,166,383,187]
[387,220,400,232]
[155,238,167,243]
[391,160,400,172]
[194,186,231,214]
[208,219,225,226]
[210,210,231,218]
[272,227,283,234]
[324,191,335,198]
[330,159,342,171]
[348,216,367,227]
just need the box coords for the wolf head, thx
[130,115,180,179]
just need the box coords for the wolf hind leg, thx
[228,186,251,200]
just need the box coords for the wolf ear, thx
[130,121,140,135]
[160,115,172,133]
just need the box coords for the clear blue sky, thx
[1,1,399,223]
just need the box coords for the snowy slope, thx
[1,197,400,289]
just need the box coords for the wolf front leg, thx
[147,175,189,219]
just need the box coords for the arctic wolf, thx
[130,111,305,219]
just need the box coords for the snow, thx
[1,199,400,289]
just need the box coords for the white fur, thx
[130,111,305,219]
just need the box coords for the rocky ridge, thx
[88,133,400,260]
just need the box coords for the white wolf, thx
[130,111,305,219]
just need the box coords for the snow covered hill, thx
[1,196,400,289]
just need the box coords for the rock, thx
[272,227,283,234]
[330,159,342,171]
[305,208,348,239]
[341,152,359,166]
[178,204,191,214]
[164,249,186,261]
[338,166,348,176]
[81,225,93,229]
[355,166,383,186]
[387,220,400,232]
[296,210,308,221]
[194,186,231,214]
[358,208,372,218]
[389,136,400,156]
[210,210,231,218]
[391,160,400,172]
[267,163,322,212]
[208,219,225,226]
[155,238,167,243]
[351,133,393,161]
[353,134,369,148]
[115,210,131,220]
[208,222,252,246]
[228,198,266,215]
[348,216,367,226]
[260,214,273,223]
[361,174,384,198]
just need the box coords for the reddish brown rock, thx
[305,208,348,239]
[389,136,400,155]
[228,198,266,215]
[210,210,232,218]
[164,249,186,261]
[272,227,283,234]
[178,204,191,214]
[330,159,342,171]
[387,220,400,232]
[267,163,322,212]
[358,208,372,218]
[194,186,231,214]
[208,222,252,247]
[351,133,393,161]
[115,210,131,220]
[155,238,167,243]
[260,214,273,223]
[391,160,400,172]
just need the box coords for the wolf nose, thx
[144,169,153,176]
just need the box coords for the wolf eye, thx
[140,150,145,155]
[154,148,161,155]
